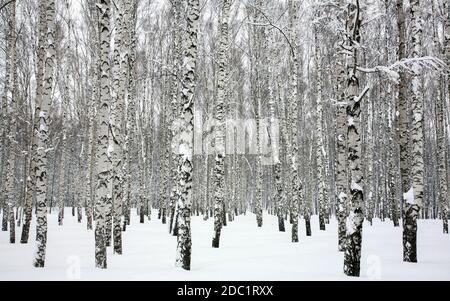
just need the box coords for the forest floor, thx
[1,208,449,280]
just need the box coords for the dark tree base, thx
[343,209,363,277]
[305,218,311,236]
[292,223,298,242]
[278,216,285,232]
[403,204,419,263]
[20,226,30,244]
[343,231,362,276]
[256,211,263,227]
[173,219,179,237]
[177,243,191,271]
[2,221,7,231]
[212,236,220,248]
[319,215,325,230]
[33,261,45,268]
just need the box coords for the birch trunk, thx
[34,0,56,268]
[343,0,366,277]
[125,0,137,229]
[94,0,112,269]
[212,0,230,248]
[3,2,19,243]
[315,33,326,231]
[111,0,125,254]
[168,0,182,234]
[2,1,16,238]
[1,1,16,233]
[336,31,348,249]
[288,0,300,242]
[403,0,423,263]
[252,2,264,228]
[436,78,448,233]
[58,80,68,226]
[439,1,450,234]
[174,0,200,270]
[77,143,83,223]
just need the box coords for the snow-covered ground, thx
[1,208,449,280]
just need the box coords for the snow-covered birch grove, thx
[0,0,449,280]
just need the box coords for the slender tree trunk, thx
[94,0,112,269]
[9,204,15,243]
[34,0,56,268]
[77,144,83,223]
[1,0,16,233]
[168,1,181,234]
[2,0,16,243]
[403,0,423,263]
[248,2,264,228]
[85,80,95,230]
[288,0,300,243]
[343,0,366,277]
[315,33,326,231]
[125,0,137,229]
[111,0,125,254]
[212,0,230,248]
[335,27,348,249]
[436,78,448,233]
[58,89,68,226]
[174,0,200,270]
[438,1,449,234]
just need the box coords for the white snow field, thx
[1,208,449,281]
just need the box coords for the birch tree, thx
[57,68,68,226]
[343,0,367,277]
[335,5,348,249]
[439,0,450,234]
[174,0,200,270]
[403,0,423,263]
[248,1,264,228]
[111,0,125,254]
[288,0,300,243]
[34,0,56,268]
[1,0,16,238]
[2,0,17,243]
[212,0,230,248]
[314,32,326,231]
[124,0,137,229]
[94,0,112,269]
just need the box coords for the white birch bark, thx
[250,1,264,228]
[343,0,366,277]
[94,0,112,269]
[403,0,423,263]
[438,0,449,234]
[212,0,230,248]
[111,0,125,253]
[1,1,16,237]
[288,0,301,242]
[335,25,348,249]
[124,0,137,228]
[168,0,182,234]
[315,33,326,231]
[57,75,69,226]
[4,1,17,243]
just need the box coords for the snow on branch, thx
[357,56,449,84]
[355,86,370,104]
